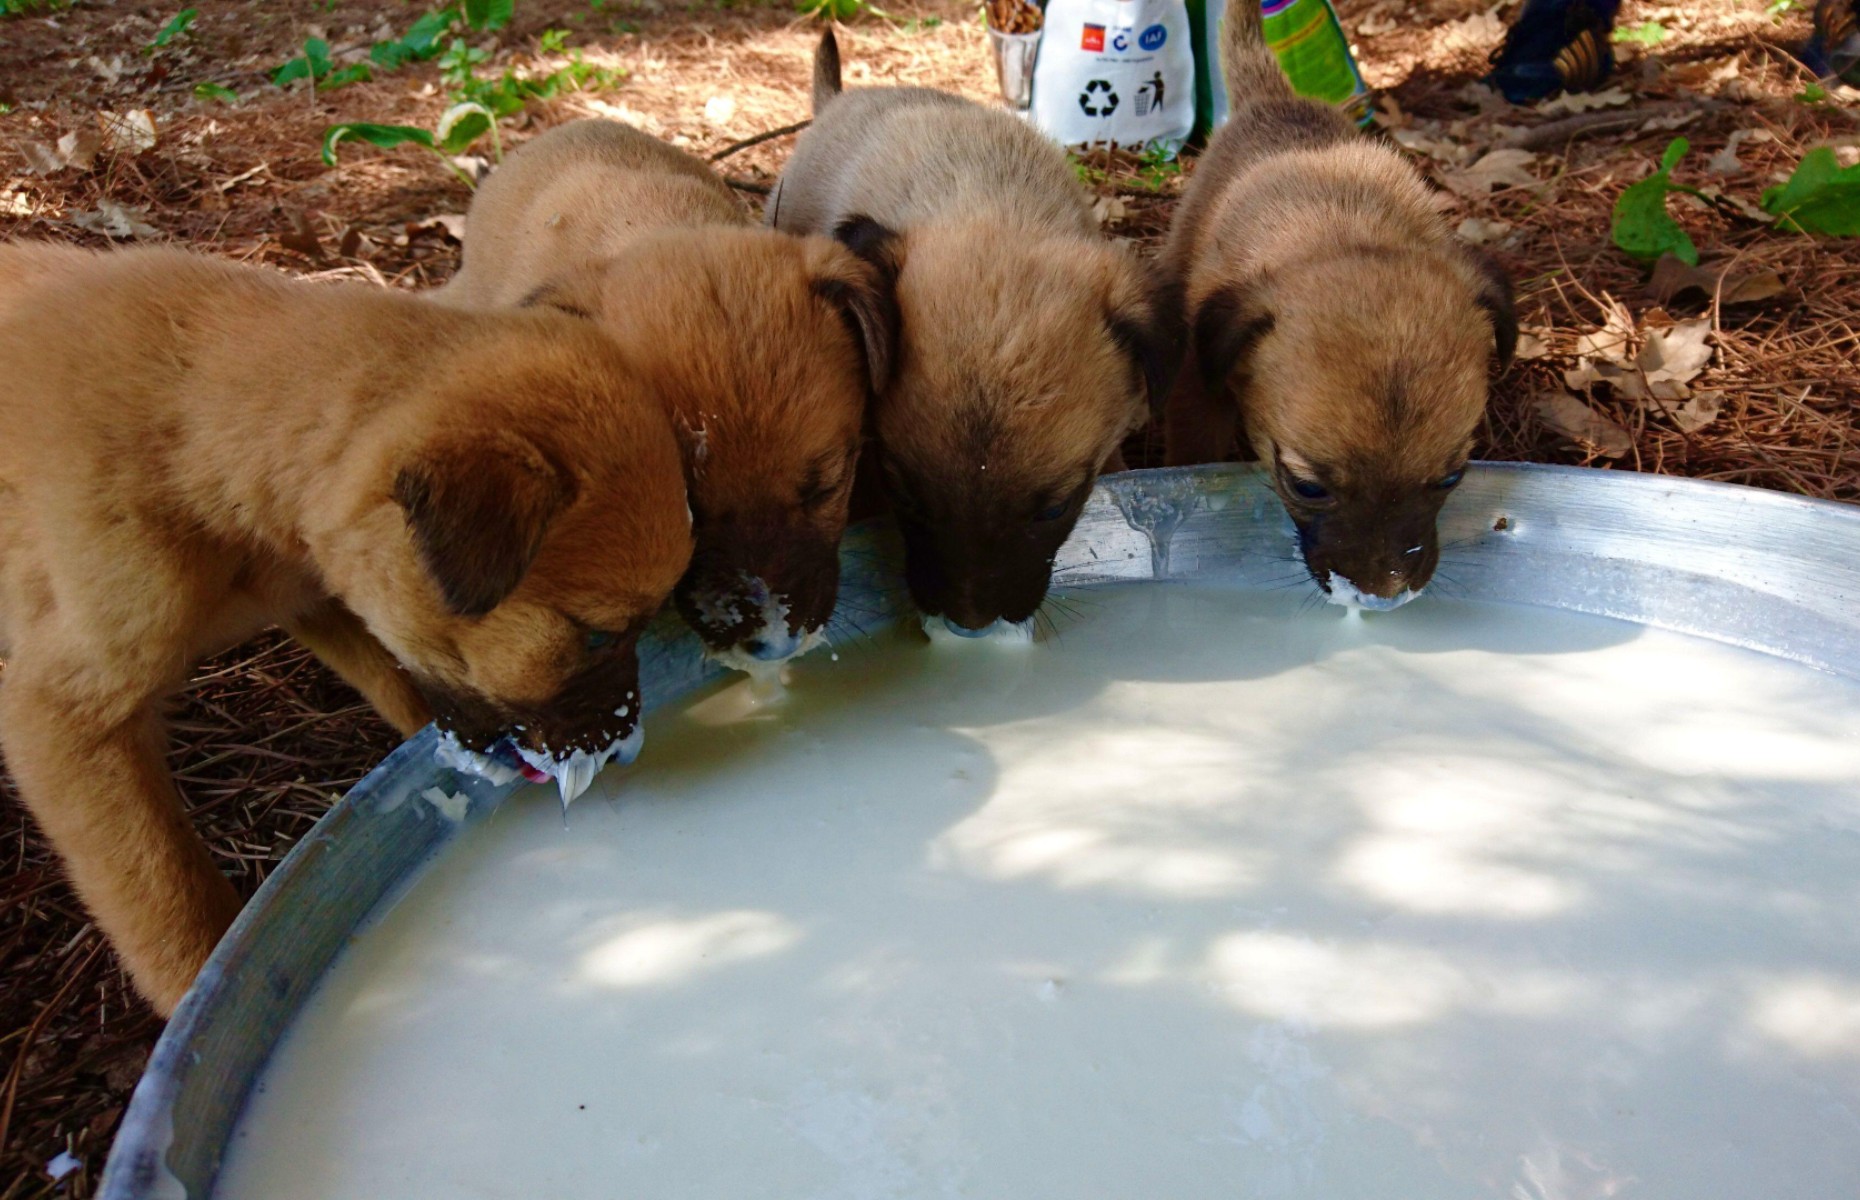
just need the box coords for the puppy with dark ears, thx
[1159,3,1516,610]
[441,118,897,670]
[0,243,693,1013]
[769,32,1171,636]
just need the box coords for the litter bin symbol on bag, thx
[1134,71,1165,116]
[1078,78,1120,117]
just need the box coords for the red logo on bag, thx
[1080,23,1105,50]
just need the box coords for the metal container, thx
[101,462,1860,1198]
[988,27,1042,111]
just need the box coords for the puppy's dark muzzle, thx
[1296,517,1440,603]
[674,526,840,659]
[416,646,644,763]
[900,518,1058,631]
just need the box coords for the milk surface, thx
[219,585,1860,1200]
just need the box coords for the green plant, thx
[1135,144,1183,191]
[1761,147,1860,235]
[371,10,454,68]
[147,8,197,51]
[1795,82,1829,104]
[1,0,69,15]
[796,0,874,19]
[193,81,239,103]
[322,101,500,188]
[272,36,373,89]
[1610,20,1666,46]
[1612,137,1705,265]
[463,0,515,30]
[539,26,571,52]
[1766,0,1800,16]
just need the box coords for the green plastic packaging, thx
[1192,0,1373,139]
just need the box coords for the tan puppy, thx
[770,33,1168,635]
[443,119,895,668]
[1160,2,1516,609]
[0,243,693,1014]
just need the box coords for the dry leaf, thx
[1090,194,1128,227]
[279,210,327,261]
[1646,255,1783,306]
[1391,127,1468,163]
[1536,390,1633,457]
[1638,318,1712,382]
[1652,389,1723,434]
[19,141,65,175]
[99,109,157,156]
[403,213,467,243]
[1537,86,1631,115]
[1639,111,1698,133]
[1455,216,1512,245]
[1514,330,1552,360]
[70,200,158,239]
[1707,128,1771,175]
[1438,148,1542,199]
[1442,8,1506,51]
[702,95,737,126]
[1,188,34,218]
[1573,296,1637,365]
[59,129,101,170]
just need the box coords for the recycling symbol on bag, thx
[1078,79,1119,118]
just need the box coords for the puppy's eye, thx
[1436,469,1465,490]
[1289,477,1330,502]
[1034,501,1069,523]
[585,629,621,653]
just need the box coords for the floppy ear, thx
[516,265,607,321]
[816,215,903,394]
[1107,305,1176,418]
[1193,280,1275,394]
[392,430,579,618]
[1465,250,1518,371]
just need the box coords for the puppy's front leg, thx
[1162,363,1238,467]
[0,669,241,1016]
[285,599,433,738]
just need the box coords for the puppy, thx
[0,243,693,1014]
[1159,2,1516,609]
[442,119,895,669]
[769,33,1168,635]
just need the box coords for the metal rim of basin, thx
[99,461,1860,1199]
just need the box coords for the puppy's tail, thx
[1222,0,1295,108]
[812,30,843,114]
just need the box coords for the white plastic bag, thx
[1028,0,1198,154]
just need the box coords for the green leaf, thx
[147,7,196,50]
[304,36,333,78]
[370,39,412,69]
[271,56,310,85]
[462,0,514,30]
[1611,136,1698,266]
[319,62,373,90]
[1760,147,1860,235]
[192,80,238,103]
[1795,82,1829,104]
[435,101,495,154]
[322,122,435,166]
[1611,19,1666,45]
[403,9,456,54]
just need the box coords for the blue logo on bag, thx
[1139,23,1167,50]
[1111,28,1131,51]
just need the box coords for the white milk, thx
[219,585,1860,1200]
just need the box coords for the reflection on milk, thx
[223,585,1860,1200]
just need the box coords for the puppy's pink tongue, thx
[518,763,552,784]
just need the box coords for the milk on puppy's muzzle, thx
[675,535,838,671]
[1292,517,1439,611]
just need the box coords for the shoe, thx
[1486,0,1621,104]
[1804,0,1860,86]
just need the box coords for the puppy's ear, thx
[1107,305,1176,418]
[816,216,903,394]
[517,265,607,322]
[392,430,579,618]
[1194,281,1275,394]
[1465,250,1518,371]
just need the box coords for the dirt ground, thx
[1,0,1856,1194]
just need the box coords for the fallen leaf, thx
[1455,216,1512,244]
[1358,11,1398,35]
[1639,110,1698,133]
[1645,255,1784,306]
[1391,127,1468,163]
[59,129,102,170]
[99,109,158,156]
[1706,128,1772,175]
[1438,148,1542,199]
[403,212,467,243]
[1091,194,1128,227]
[1573,295,1637,365]
[1536,389,1633,457]
[1514,330,1552,360]
[19,141,64,174]
[702,94,737,126]
[1442,8,1506,51]
[70,200,158,239]
[1637,317,1712,382]
[1652,389,1723,433]
[0,188,32,218]
[278,210,327,261]
[1537,86,1632,115]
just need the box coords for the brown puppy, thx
[1159,2,1516,609]
[770,33,1168,636]
[442,119,895,669]
[0,243,693,1014]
